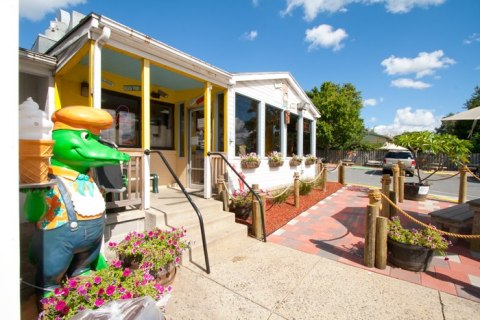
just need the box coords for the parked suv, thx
[382,150,416,176]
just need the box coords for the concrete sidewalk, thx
[165,236,479,319]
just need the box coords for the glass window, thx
[235,94,258,156]
[178,103,185,157]
[286,113,298,156]
[265,104,282,154]
[150,101,174,149]
[100,89,141,148]
[217,93,225,152]
[303,119,312,155]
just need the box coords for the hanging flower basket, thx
[289,159,302,166]
[241,160,260,169]
[268,159,284,167]
[233,204,252,220]
[305,159,315,166]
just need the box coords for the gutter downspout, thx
[92,26,111,109]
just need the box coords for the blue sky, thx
[19,0,479,137]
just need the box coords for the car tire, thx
[382,168,392,175]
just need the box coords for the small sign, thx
[123,85,141,91]
[418,186,429,195]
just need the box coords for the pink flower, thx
[94,298,104,307]
[112,260,122,268]
[62,288,69,297]
[121,292,132,299]
[54,287,62,296]
[123,268,131,277]
[108,242,117,248]
[54,300,66,311]
[94,276,102,285]
[106,285,116,296]
[97,288,105,295]
[68,279,77,289]
[175,257,181,264]
[77,285,87,296]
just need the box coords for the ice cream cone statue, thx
[21,106,130,299]
[19,98,54,184]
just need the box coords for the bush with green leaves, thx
[299,181,313,195]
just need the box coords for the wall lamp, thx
[80,82,89,97]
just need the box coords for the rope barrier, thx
[302,167,325,185]
[265,185,293,199]
[379,193,480,239]
[422,171,460,181]
[466,166,480,182]
[326,161,342,173]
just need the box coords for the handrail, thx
[144,149,210,274]
[207,151,267,242]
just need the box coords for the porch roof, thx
[232,72,321,118]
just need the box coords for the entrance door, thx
[188,108,205,189]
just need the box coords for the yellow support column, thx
[204,82,212,198]
[141,59,151,209]
[223,89,228,152]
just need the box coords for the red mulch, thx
[235,182,344,236]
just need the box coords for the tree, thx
[435,85,480,151]
[307,82,365,151]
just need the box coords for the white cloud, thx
[363,98,378,106]
[281,0,446,21]
[464,33,480,45]
[382,0,445,13]
[305,24,348,51]
[381,50,455,78]
[369,117,377,123]
[373,107,441,137]
[241,30,258,41]
[391,78,431,89]
[20,0,87,21]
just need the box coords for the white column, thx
[298,112,304,156]
[311,120,317,157]
[259,101,265,157]
[92,27,111,109]
[281,111,286,157]
[204,83,212,199]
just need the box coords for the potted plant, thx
[305,154,317,166]
[109,227,189,286]
[268,151,284,167]
[289,154,303,166]
[393,131,471,201]
[40,258,173,319]
[230,189,253,219]
[387,217,451,272]
[240,152,261,169]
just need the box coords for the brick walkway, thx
[268,185,480,302]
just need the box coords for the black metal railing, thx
[207,151,267,242]
[145,149,210,274]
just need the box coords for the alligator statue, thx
[22,106,130,296]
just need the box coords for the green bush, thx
[270,188,291,204]
[299,181,313,195]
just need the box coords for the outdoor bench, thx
[430,203,473,243]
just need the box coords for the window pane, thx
[151,100,174,149]
[303,119,312,155]
[286,113,298,156]
[235,94,258,155]
[265,105,281,154]
[100,89,141,148]
[217,93,224,152]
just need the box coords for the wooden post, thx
[222,190,229,212]
[458,165,467,204]
[364,203,379,268]
[368,188,382,208]
[322,165,327,191]
[398,171,405,203]
[381,174,391,218]
[391,164,399,204]
[338,162,345,185]
[375,216,389,269]
[294,172,300,208]
[252,198,263,240]
[469,199,480,251]
[389,191,397,218]
[251,183,263,240]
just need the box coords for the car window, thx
[385,152,412,159]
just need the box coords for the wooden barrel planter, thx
[233,204,252,220]
[387,238,433,272]
[403,183,429,201]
